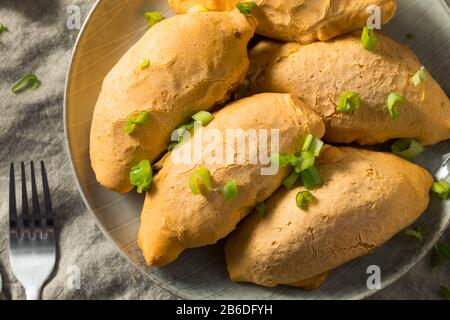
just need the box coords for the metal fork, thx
[9,161,56,300]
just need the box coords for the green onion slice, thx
[295,151,315,173]
[406,32,415,40]
[0,23,7,33]
[11,74,41,94]
[361,26,377,50]
[301,166,322,190]
[189,167,212,195]
[236,1,257,15]
[130,160,153,193]
[124,111,150,134]
[168,111,214,150]
[432,180,450,200]
[192,111,214,126]
[222,180,238,202]
[337,92,360,113]
[271,154,298,168]
[391,139,424,160]
[404,226,424,242]
[434,242,450,267]
[439,286,450,300]
[139,58,150,70]
[302,134,324,157]
[386,92,406,119]
[411,67,427,86]
[255,202,267,218]
[296,191,314,210]
[144,11,163,28]
[283,171,300,189]
[188,5,209,12]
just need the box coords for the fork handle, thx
[26,287,41,300]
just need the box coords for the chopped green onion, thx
[236,1,257,15]
[283,171,300,189]
[167,141,179,152]
[406,32,415,40]
[11,74,41,94]
[124,111,150,134]
[411,67,427,86]
[386,92,406,119]
[302,134,314,151]
[391,139,424,160]
[192,111,214,126]
[222,180,238,202]
[301,166,322,190]
[144,11,163,28]
[0,23,7,33]
[296,191,314,210]
[434,242,450,267]
[302,134,324,157]
[130,160,153,193]
[271,154,298,168]
[168,111,214,150]
[255,202,267,218]
[139,58,150,70]
[189,167,212,195]
[432,180,450,200]
[439,286,450,300]
[361,26,377,50]
[295,151,315,173]
[404,226,424,242]
[188,5,209,12]
[337,91,360,113]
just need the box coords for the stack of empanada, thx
[90,0,450,290]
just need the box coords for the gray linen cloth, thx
[0,0,448,300]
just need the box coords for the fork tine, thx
[30,161,42,237]
[9,163,19,238]
[40,161,54,232]
[20,162,30,238]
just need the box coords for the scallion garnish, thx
[432,180,450,200]
[222,180,238,202]
[434,242,450,267]
[11,74,41,94]
[192,111,214,126]
[295,151,315,173]
[189,166,212,195]
[236,1,257,15]
[337,92,360,113]
[130,159,153,193]
[302,134,324,157]
[361,26,377,50]
[255,202,267,218]
[411,67,427,86]
[406,32,415,40]
[144,11,163,28]
[283,171,300,189]
[139,58,150,70]
[296,191,314,210]
[0,23,7,33]
[124,111,150,134]
[386,92,406,119]
[300,166,322,190]
[391,139,424,160]
[404,226,424,242]
[271,154,298,168]
[188,5,209,12]
[439,286,450,300]
[168,111,214,150]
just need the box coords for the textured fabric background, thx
[0,0,448,300]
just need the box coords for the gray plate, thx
[64,0,450,299]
